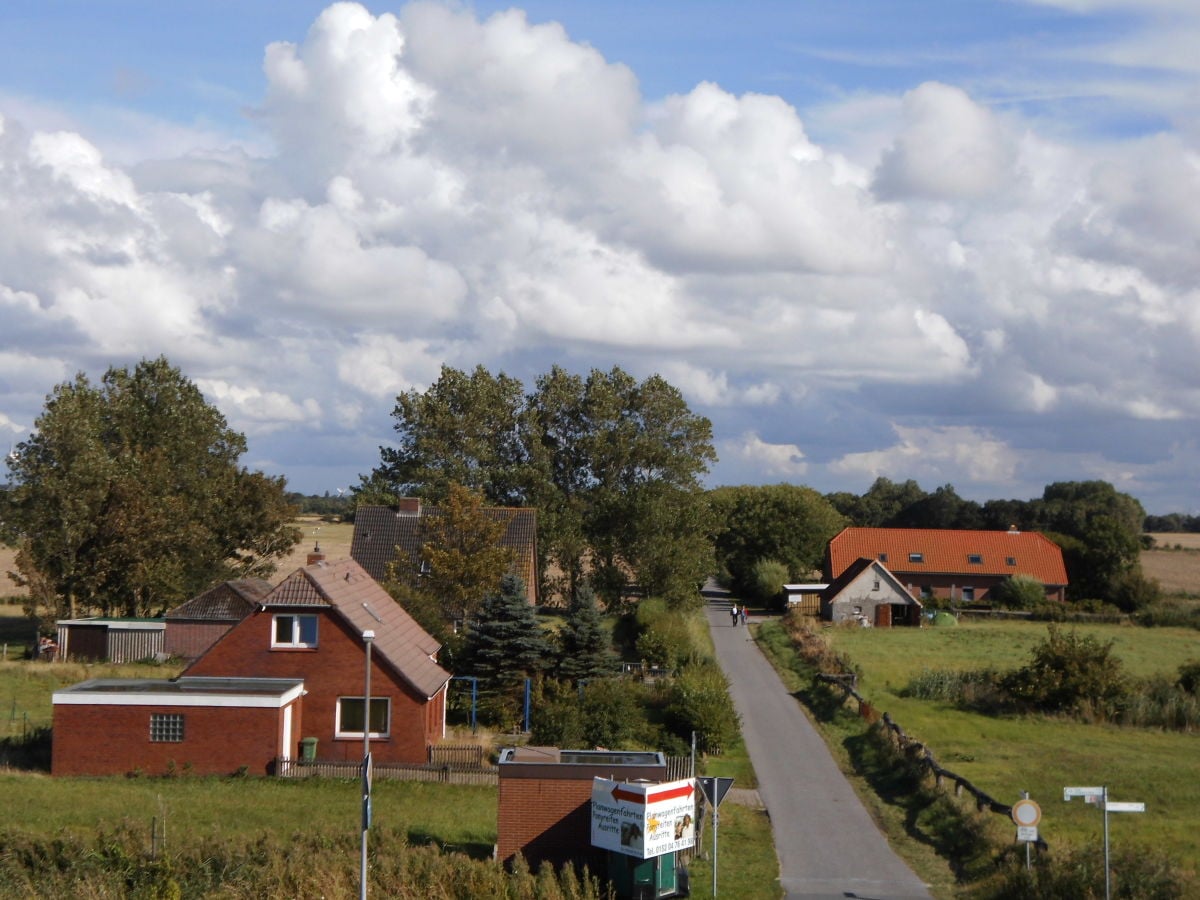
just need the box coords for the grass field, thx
[823,620,1200,867]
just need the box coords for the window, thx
[968,554,983,565]
[150,713,184,742]
[920,585,932,599]
[1006,556,1017,566]
[336,697,391,738]
[878,552,888,563]
[872,579,881,591]
[273,614,318,648]
[961,586,976,602]
[908,552,924,563]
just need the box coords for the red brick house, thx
[825,527,1068,603]
[351,500,539,605]
[52,676,304,777]
[163,578,273,661]
[52,559,450,776]
[185,558,451,764]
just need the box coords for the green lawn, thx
[1,773,499,855]
[824,620,1200,867]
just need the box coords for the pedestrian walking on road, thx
[739,606,747,626]
[730,603,739,626]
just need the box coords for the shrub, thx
[749,558,788,605]
[991,574,1047,610]
[665,662,740,754]
[999,625,1128,718]
[1178,660,1200,695]
[1109,569,1163,613]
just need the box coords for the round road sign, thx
[1011,798,1042,827]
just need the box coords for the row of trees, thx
[356,364,717,608]
[0,355,1166,620]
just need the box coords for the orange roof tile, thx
[826,527,1068,586]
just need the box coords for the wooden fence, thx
[276,749,694,791]
[816,673,1047,850]
[277,756,499,785]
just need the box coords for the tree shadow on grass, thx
[406,827,494,861]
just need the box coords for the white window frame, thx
[272,613,319,649]
[961,586,976,602]
[335,696,391,739]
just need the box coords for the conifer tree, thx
[557,581,613,682]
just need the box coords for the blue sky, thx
[2,1,1199,513]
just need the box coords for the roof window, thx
[968,554,983,564]
[908,552,924,563]
[878,552,888,563]
[1006,556,1017,566]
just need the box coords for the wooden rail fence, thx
[816,673,1048,851]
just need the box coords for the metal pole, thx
[712,806,719,897]
[361,631,375,900]
[1103,785,1110,900]
[1022,790,1031,873]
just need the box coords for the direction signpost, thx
[1065,786,1145,900]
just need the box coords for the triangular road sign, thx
[697,776,735,808]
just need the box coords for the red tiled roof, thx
[826,527,1068,586]
[265,558,449,698]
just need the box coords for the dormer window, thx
[908,552,924,563]
[273,614,318,649]
[968,554,983,565]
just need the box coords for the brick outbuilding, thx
[52,676,303,777]
[496,747,669,873]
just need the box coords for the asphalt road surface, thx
[708,595,933,900]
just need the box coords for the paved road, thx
[708,596,933,900]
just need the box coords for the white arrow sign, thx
[1103,801,1145,813]
[1064,786,1104,800]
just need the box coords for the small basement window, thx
[908,552,924,563]
[968,554,983,564]
[273,614,318,649]
[150,713,184,743]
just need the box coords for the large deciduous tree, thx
[2,358,299,618]
[710,484,846,594]
[369,364,716,608]
[386,483,518,628]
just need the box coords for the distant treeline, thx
[285,491,353,518]
[1143,513,1200,533]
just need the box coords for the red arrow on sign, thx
[648,782,695,804]
[611,785,645,804]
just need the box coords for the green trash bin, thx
[299,737,318,761]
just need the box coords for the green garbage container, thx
[300,737,318,761]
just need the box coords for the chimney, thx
[396,497,421,515]
[306,542,326,566]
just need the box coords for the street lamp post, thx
[360,629,375,900]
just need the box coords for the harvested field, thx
[0,518,355,600]
[1142,533,1200,594]
[0,543,23,599]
